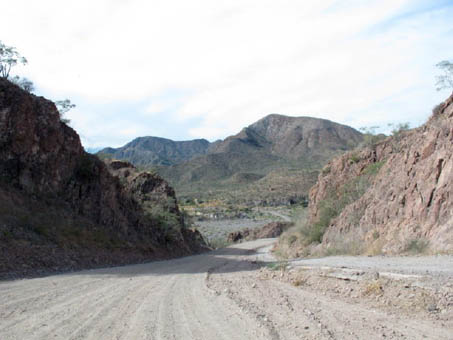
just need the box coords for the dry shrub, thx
[363,280,384,296]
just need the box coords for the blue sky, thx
[1,0,453,148]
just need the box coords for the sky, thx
[1,0,453,148]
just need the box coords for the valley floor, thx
[1,239,452,340]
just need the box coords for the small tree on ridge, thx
[10,75,35,92]
[0,40,27,79]
[55,99,76,124]
[435,60,453,91]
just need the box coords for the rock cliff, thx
[0,78,207,279]
[307,93,453,254]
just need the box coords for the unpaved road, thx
[1,239,452,340]
[266,210,291,222]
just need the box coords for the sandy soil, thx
[1,239,452,339]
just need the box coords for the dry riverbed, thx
[1,239,452,339]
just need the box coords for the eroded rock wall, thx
[309,93,453,254]
[0,79,207,278]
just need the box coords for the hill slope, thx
[0,78,207,279]
[210,114,361,160]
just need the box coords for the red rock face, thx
[309,93,453,254]
[0,78,145,236]
[106,160,181,218]
[0,80,83,193]
[0,78,207,278]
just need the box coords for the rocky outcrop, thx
[0,78,207,279]
[106,160,180,214]
[307,93,453,254]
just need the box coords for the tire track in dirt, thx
[1,239,451,340]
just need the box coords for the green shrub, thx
[363,161,385,176]
[321,166,331,175]
[390,122,410,135]
[362,133,385,147]
[307,202,338,243]
[359,126,386,148]
[432,103,444,116]
[349,153,361,163]
[266,261,288,271]
[1,230,13,240]
[208,237,231,249]
[405,239,429,254]
[299,160,383,245]
[288,234,298,245]
[389,122,410,145]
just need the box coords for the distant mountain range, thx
[99,114,363,204]
[85,147,104,154]
[99,137,210,166]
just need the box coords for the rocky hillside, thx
[0,78,207,279]
[278,93,453,256]
[158,115,363,204]
[100,136,210,166]
[210,114,362,160]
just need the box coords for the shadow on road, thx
[69,242,275,278]
[0,240,283,282]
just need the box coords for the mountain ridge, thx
[100,136,211,166]
[100,114,363,204]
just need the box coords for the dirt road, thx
[263,209,292,222]
[1,239,452,339]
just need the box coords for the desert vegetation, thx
[275,159,386,258]
[0,40,27,79]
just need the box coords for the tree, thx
[55,99,76,124]
[435,60,453,91]
[359,126,384,147]
[0,40,27,79]
[10,75,34,92]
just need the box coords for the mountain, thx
[99,137,210,166]
[277,93,453,256]
[157,115,363,203]
[85,146,104,154]
[0,78,207,279]
[210,114,362,160]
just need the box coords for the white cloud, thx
[1,0,452,146]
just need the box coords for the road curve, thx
[1,239,451,340]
